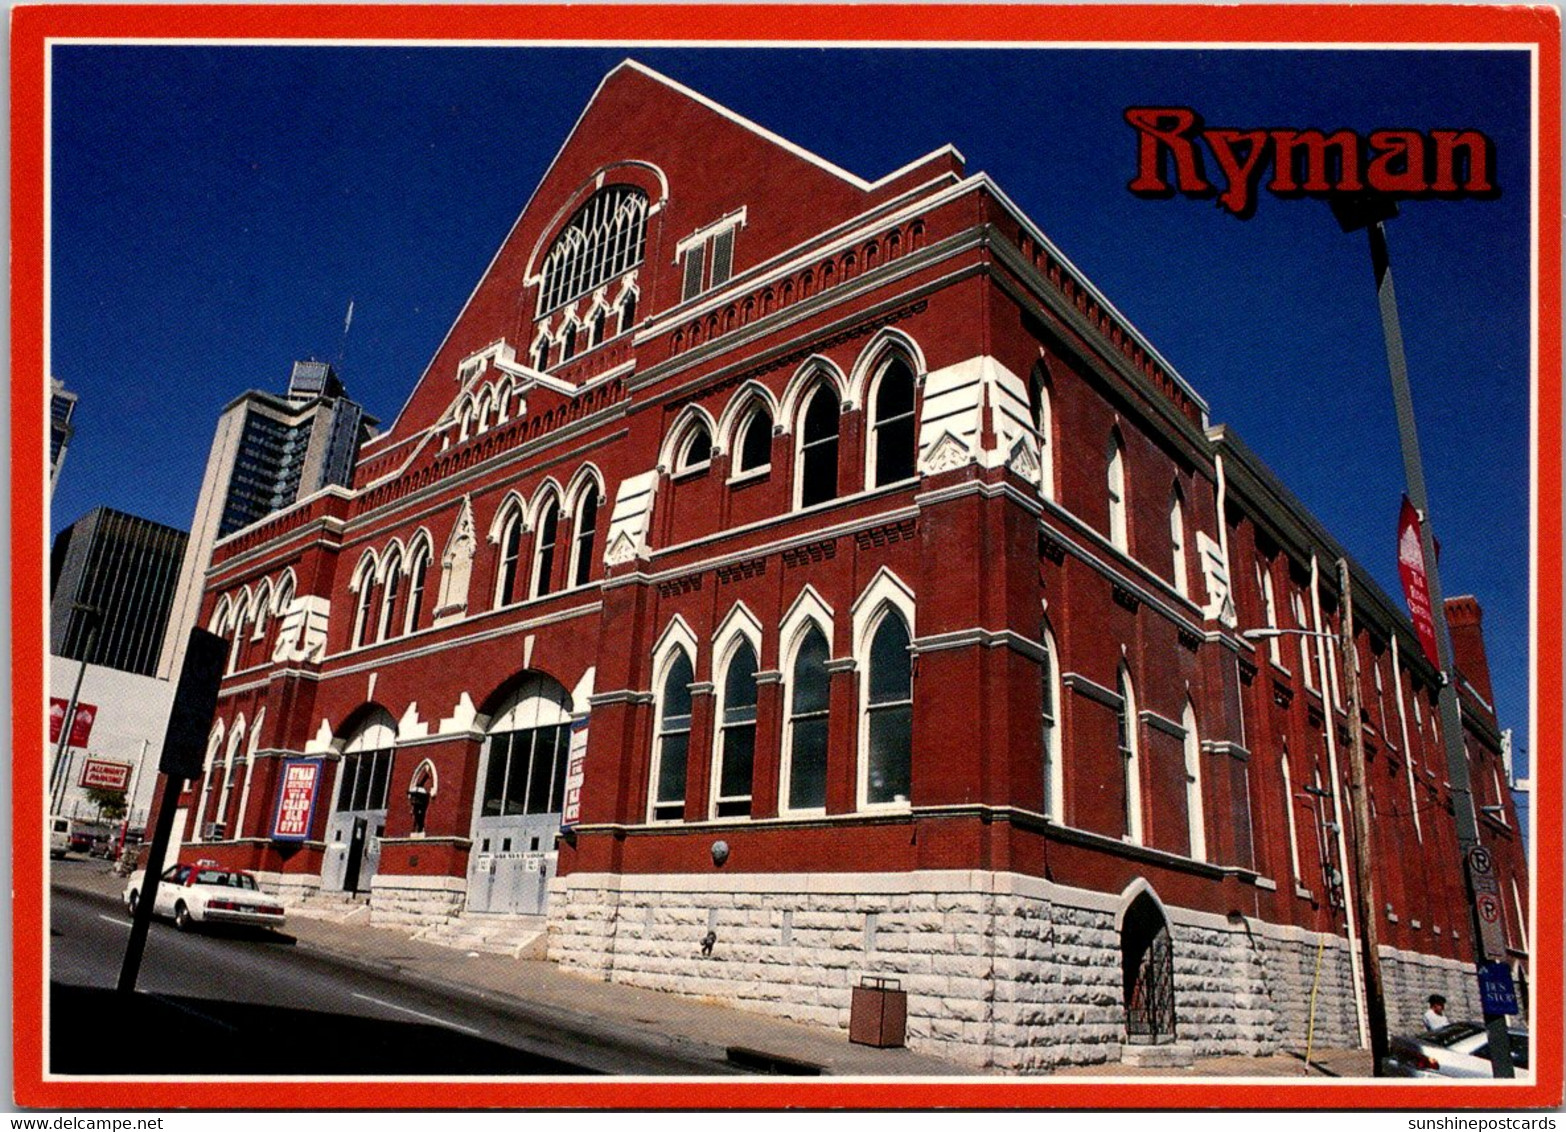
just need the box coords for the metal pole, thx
[49,618,98,807]
[117,771,186,994]
[1338,558,1390,1073]
[1362,219,1513,1078]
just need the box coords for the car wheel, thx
[174,902,192,932]
[126,890,138,915]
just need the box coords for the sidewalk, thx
[52,861,1375,1079]
[51,861,977,1077]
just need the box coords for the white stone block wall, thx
[367,875,468,928]
[546,870,1411,1071]
[1380,944,1483,1033]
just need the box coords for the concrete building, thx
[50,507,187,679]
[50,377,78,498]
[157,360,375,682]
[48,660,174,833]
[152,62,1529,1071]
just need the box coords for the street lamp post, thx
[1333,199,1514,1079]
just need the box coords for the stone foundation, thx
[546,869,1434,1072]
[365,873,468,929]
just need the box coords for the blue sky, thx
[48,44,1535,807]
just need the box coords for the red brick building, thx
[168,61,1528,1069]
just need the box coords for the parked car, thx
[123,862,286,932]
[1382,1022,1529,1078]
[49,817,69,859]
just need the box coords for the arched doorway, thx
[467,673,573,915]
[1121,889,1177,1043]
[323,708,397,894]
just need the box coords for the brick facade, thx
[155,61,1529,1069]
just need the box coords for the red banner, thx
[78,759,131,791]
[48,698,98,747]
[1398,497,1440,666]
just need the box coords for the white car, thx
[1382,1022,1529,1077]
[49,817,69,859]
[123,861,286,932]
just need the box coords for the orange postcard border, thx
[11,3,1561,1111]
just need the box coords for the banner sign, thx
[271,758,323,842]
[1397,497,1440,666]
[561,718,589,829]
[78,759,131,791]
[49,698,97,748]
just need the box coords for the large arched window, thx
[537,186,649,315]
[352,567,376,649]
[798,385,840,508]
[649,648,694,822]
[1170,488,1189,598]
[735,406,773,475]
[674,422,713,474]
[782,624,831,813]
[1117,665,1143,843]
[1107,432,1129,552]
[532,498,560,598]
[1042,625,1063,822]
[378,550,403,642]
[862,612,913,807]
[712,641,759,818]
[1029,364,1055,501]
[482,677,572,820]
[405,544,430,634]
[270,574,295,657]
[869,358,917,487]
[1183,700,1206,861]
[496,510,524,607]
[336,712,395,815]
[571,491,599,588]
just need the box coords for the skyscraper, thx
[49,377,78,498]
[50,507,187,678]
[157,360,375,680]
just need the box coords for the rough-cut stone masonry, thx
[545,869,1489,1071]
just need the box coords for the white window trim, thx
[1282,747,1302,884]
[646,618,700,824]
[1183,701,1206,862]
[1170,491,1189,599]
[529,495,562,600]
[1042,626,1063,823]
[1107,435,1128,553]
[852,569,916,813]
[709,611,763,820]
[1118,666,1144,844]
[778,586,835,817]
[793,384,843,512]
[864,355,919,491]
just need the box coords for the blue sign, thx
[1478,961,1519,1016]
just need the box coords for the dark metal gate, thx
[1123,894,1176,1042]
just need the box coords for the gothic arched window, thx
[537,186,649,315]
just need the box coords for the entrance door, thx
[467,675,571,915]
[1122,892,1177,1042]
[320,711,396,895]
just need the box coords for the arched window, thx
[271,574,295,656]
[619,289,638,335]
[590,307,607,348]
[226,597,250,672]
[497,512,524,607]
[675,423,713,473]
[216,722,244,839]
[1183,700,1206,861]
[537,186,648,315]
[798,385,840,508]
[783,624,831,813]
[532,499,560,598]
[405,546,430,634]
[1117,666,1143,843]
[193,723,224,840]
[482,677,572,820]
[863,612,913,807]
[571,491,598,588]
[560,323,578,364]
[353,574,376,649]
[534,336,551,371]
[712,641,759,818]
[1042,625,1063,822]
[736,407,773,474]
[1107,432,1129,552]
[336,713,395,815]
[870,358,917,487]
[650,649,694,822]
[378,551,403,642]
[1029,365,1055,501]
[1170,489,1189,598]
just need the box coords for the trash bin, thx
[849,975,907,1048]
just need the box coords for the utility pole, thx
[1337,558,1390,1074]
[1333,198,1515,1078]
[50,606,99,814]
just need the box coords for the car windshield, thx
[195,869,258,890]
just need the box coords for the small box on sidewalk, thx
[849,975,907,1048]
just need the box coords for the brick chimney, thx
[1445,595,1496,706]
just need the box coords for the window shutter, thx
[682,243,706,301]
[710,228,734,288]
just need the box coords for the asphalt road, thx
[50,885,743,1076]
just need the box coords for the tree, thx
[84,787,126,823]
